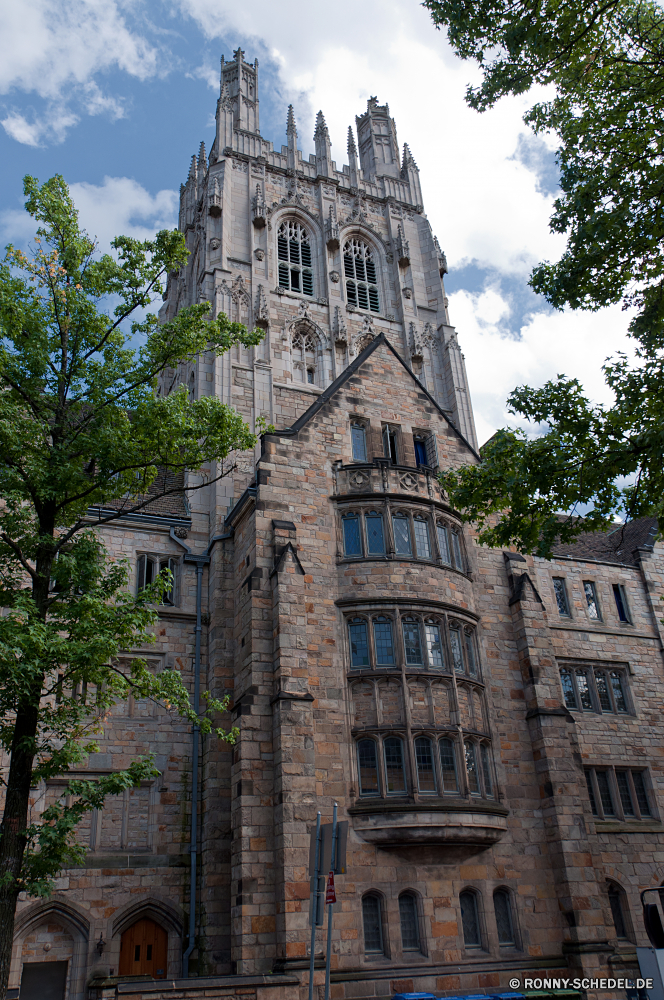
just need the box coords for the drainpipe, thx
[170,528,233,977]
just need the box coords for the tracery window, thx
[343,238,380,312]
[347,610,479,676]
[339,504,467,571]
[560,664,630,715]
[278,220,313,295]
[292,331,317,385]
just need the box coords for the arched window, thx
[402,617,423,665]
[424,619,444,670]
[342,512,362,556]
[362,894,384,953]
[357,739,380,795]
[392,512,412,555]
[351,422,367,462]
[365,511,385,554]
[413,515,431,559]
[608,883,630,940]
[464,629,478,677]
[373,616,395,666]
[278,221,313,295]
[480,743,493,796]
[415,736,436,793]
[343,238,380,312]
[383,736,406,794]
[292,331,317,385]
[437,522,451,565]
[460,890,482,948]
[465,740,480,795]
[449,625,464,674]
[348,618,370,667]
[493,889,515,945]
[451,529,464,570]
[439,738,459,792]
[399,893,421,951]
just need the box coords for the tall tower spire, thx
[347,125,359,188]
[286,105,298,172]
[355,96,399,180]
[401,142,423,209]
[217,47,260,136]
[314,110,332,178]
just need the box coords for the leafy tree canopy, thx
[0,174,259,986]
[423,0,664,552]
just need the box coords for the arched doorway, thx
[119,919,167,979]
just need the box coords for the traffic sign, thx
[325,871,336,905]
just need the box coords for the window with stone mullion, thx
[278,220,313,295]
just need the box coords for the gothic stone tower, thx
[10,46,664,1000]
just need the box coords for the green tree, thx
[423,0,664,551]
[0,174,261,994]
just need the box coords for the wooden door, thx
[119,918,167,979]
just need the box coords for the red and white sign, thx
[325,871,336,905]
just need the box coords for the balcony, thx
[333,461,441,503]
[348,798,509,850]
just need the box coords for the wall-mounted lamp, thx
[96,933,106,956]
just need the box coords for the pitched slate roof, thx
[87,467,190,526]
[551,516,658,566]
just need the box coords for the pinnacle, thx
[198,141,207,166]
[347,126,357,155]
[402,142,417,168]
[286,104,297,136]
[314,110,329,140]
[188,154,197,179]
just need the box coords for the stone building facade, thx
[10,46,664,1000]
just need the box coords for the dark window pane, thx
[392,515,412,554]
[494,890,514,945]
[451,530,463,570]
[613,584,630,622]
[344,254,354,279]
[610,671,627,712]
[289,239,300,264]
[343,515,362,556]
[366,258,377,284]
[414,438,428,466]
[384,737,406,793]
[450,628,464,673]
[373,618,395,665]
[358,284,369,310]
[355,258,366,283]
[595,671,612,712]
[307,367,315,384]
[346,281,357,306]
[465,632,478,676]
[369,287,380,312]
[278,262,289,287]
[616,771,635,815]
[357,740,379,795]
[362,895,383,952]
[415,737,436,793]
[465,741,479,794]
[576,670,593,710]
[437,524,451,564]
[561,670,578,709]
[278,236,289,261]
[399,894,420,950]
[481,744,493,796]
[348,620,369,668]
[351,424,367,462]
[402,619,423,665]
[609,887,628,938]
[585,770,598,815]
[413,517,431,559]
[440,739,459,792]
[302,269,314,296]
[553,578,570,615]
[632,771,651,816]
[366,513,385,554]
[460,891,480,946]
[596,771,615,815]
[584,581,600,619]
[425,624,444,669]
[301,242,312,267]
[290,268,301,292]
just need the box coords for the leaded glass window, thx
[348,618,369,667]
[351,423,367,462]
[413,516,431,559]
[278,220,313,295]
[402,618,423,665]
[342,513,362,556]
[493,889,515,945]
[437,523,451,564]
[384,736,406,793]
[357,739,379,795]
[343,238,379,312]
[415,736,436,793]
[365,512,385,555]
[450,627,464,674]
[460,890,481,947]
[392,514,412,555]
[451,529,463,570]
[608,884,628,939]
[440,738,459,792]
[465,630,478,676]
[481,743,493,796]
[584,580,601,619]
[425,622,444,669]
[292,331,317,385]
[465,741,479,794]
[399,894,420,950]
[553,577,571,616]
[362,894,384,952]
[373,617,395,666]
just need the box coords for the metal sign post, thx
[308,812,321,1000]
[323,803,338,1000]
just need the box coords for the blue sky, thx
[0,0,634,445]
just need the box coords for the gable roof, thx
[550,516,658,567]
[266,332,480,459]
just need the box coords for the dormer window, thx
[343,239,380,312]
[278,221,313,295]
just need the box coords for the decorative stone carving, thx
[325,205,340,250]
[329,270,340,283]
[173,527,189,539]
[208,176,222,217]
[399,472,418,491]
[402,287,412,299]
[255,285,269,328]
[332,306,347,345]
[349,470,369,488]
[252,184,266,228]
[434,235,448,274]
[409,321,423,360]
[209,238,221,251]
[396,225,410,267]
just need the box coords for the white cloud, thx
[1,105,80,146]
[1,177,178,253]
[450,287,637,447]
